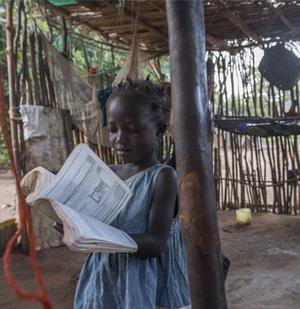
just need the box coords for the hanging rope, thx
[0,71,52,308]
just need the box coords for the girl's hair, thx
[107,78,170,135]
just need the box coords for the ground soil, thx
[0,169,16,222]
[1,170,300,308]
[220,211,300,309]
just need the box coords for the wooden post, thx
[166,1,227,308]
[6,0,21,174]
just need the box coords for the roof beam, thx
[153,0,228,50]
[152,1,166,15]
[263,0,300,41]
[264,0,295,31]
[104,0,168,42]
[206,33,228,50]
[218,0,260,42]
[47,4,130,50]
[49,1,235,53]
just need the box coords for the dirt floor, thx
[0,169,17,222]
[220,211,300,309]
[1,170,300,308]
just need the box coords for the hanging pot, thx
[258,44,300,90]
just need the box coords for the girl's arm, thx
[130,167,177,259]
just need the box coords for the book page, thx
[52,201,138,253]
[39,144,133,224]
[31,198,61,223]
[21,167,56,203]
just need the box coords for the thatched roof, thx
[47,0,300,55]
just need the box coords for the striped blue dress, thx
[74,164,191,309]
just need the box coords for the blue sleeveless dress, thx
[74,164,191,309]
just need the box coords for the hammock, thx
[41,30,143,145]
[215,116,300,137]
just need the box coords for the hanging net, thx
[215,116,300,137]
[112,29,141,86]
[41,32,144,145]
[41,35,104,143]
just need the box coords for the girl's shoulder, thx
[154,164,177,185]
[149,164,177,197]
[109,163,176,183]
[155,163,177,175]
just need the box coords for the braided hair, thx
[107,78,170,136]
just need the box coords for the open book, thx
[22,144,137,254]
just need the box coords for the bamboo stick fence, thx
[211,48,300,214]
[5,1,173,174]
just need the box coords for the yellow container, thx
[235,208,252,225]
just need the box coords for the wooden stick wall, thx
[6,1,173,175]
[212,49,300,214]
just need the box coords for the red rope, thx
[0,71,52,308]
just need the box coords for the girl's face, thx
[107,95,158,164]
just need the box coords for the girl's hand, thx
[53,222,64,234]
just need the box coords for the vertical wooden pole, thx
[6,0,21,174]
[166,1,227,308]
[61,16,69,57]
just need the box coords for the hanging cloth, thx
[112,19,143,85]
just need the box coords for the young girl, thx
[73,79,191,309]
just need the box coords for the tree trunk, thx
[166,1,227,308]
[6,0,21,174]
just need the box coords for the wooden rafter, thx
[265,0,300,42]
[264,0,295,31]
[218,0,260,42]
[153,0,228,50]
[104,0,168,42]
[206,33,228,50]
[79,1,106,12]
[152,1,166,15]
[47,5,131,50]
[106,1,227,49]
[46,0,300,53]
